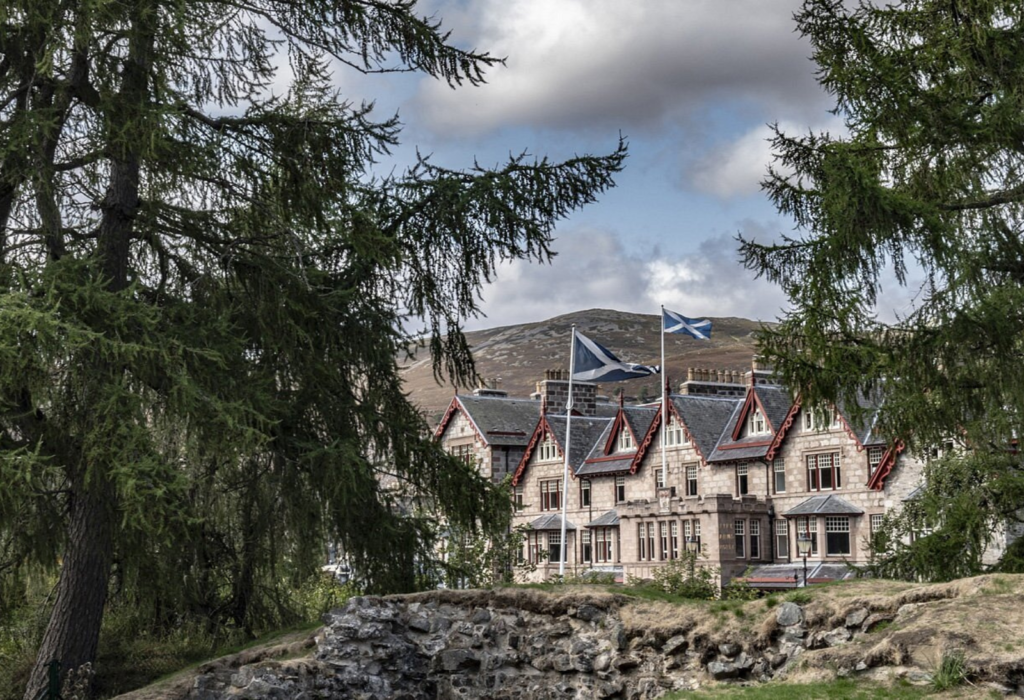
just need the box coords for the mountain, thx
[402,308,767,421]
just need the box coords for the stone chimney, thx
[678,366,746,398]
[530,368,597,416]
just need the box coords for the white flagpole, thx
[661,306,668,489]
[559,325,576,577]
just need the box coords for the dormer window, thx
[747,408,768,435]
[618,428,634,451]
[803,408,840,432]
[538,433,560,462]
[665,416,689,446]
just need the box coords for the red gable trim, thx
[603,408,637,455]
[730,387,777,441]
[433,396,462,439]
[511,416,564,487]
[867,440,904,491]
[586,453,637,464]
[630,402,706,474]
[766,397,801,462]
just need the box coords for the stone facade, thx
[499,368,926,588]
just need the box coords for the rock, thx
[610,623,627,650]
[574,604,603,622]
[733,652,755,671]
[985,681,1015,695]
[718,642,741,658]
[776,602,804,627]
[593,653,611,672]
[896,603,922,619]
[855,661,869,671]
[230,666,254,688]
[769,652,788,669]
[662,635,687,655]
[407,615,431,633]
[845,607,870,628]
[707,661,739,680]
[470,608,491,624]
[823,627,852,647]
[613,655,640,671]
[551,653,574,673]
[435,649,481,673]
[905,670,934,685]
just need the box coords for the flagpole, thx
[661,306,668,490]
[559,325,576,577]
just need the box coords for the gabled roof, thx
[672,395,744,462]
[710,384,794,463]
[511,413,613,485]
[530,514,575,531]
[434,394,541,447]
[835,391,886,447]
[783,494,865,516]
[601,405,657,456]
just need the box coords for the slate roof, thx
[622,405,658,445]
[585,510,621,527]
[530,514,576,531]
[754,384,792,433]
[835,390,885,447]
[576,456,635,476]
[706,399,770,463]
[545,414,613,472]
[783,494,865,516]
[452,395,541,447]
[671,395,743,459]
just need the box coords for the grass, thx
[786,590,813,605]
[662,677,961,699]
[932,650,966,691]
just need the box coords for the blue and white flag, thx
[663,309,712,340]
[572,331,659,383]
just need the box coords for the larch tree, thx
[742,0,1024,580]
[0,0,626,696]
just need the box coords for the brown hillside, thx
[401,308,768,421]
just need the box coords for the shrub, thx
[933,649,966,691]
[648,553,719,600]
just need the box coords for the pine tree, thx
[0,1,626,696]
[742,0,1024,578]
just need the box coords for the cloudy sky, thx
[340,1,864,330]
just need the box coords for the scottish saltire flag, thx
[572,331,659,382]
[663,309,712,340]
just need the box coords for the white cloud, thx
[414,0,827,135]
[467,225,792,330]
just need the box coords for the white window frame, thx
[685,463,698,496]
[773,457,786,493]
[734,519,745,558]
[775,519,789,559]
[618,427,634,451]
[615,475,626,503]
[825,516,851,556]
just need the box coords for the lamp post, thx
[685,536,699,580]
[796,533,812,588]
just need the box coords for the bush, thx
[647,553,719,600]
[932,649,966,691]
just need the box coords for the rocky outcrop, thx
[173,577,1024,699]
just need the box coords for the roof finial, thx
[618,391,625,408]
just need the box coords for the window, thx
[513,485,524,511]
[580,479,591,507]
[734,519,745,558]
[750,520,761,559]
[540,479,562,511]
[748,408,768,435]
[451,444,474,464]
[659,521,669,560]
[736,463,749,495]
[807,452,841,491]
[870,513,884,532]
[670,521,679,559]
[693,519,702,550]
[647,523,655,562]
[666,416,688,446]
[796,516,818,555]
[548,532,564,562]
[618,428,634,451]
[685,463,698,496]
[825,516,851,556]
[773,457,786,493]
[595,528,613,562]
[615,476,626,503]
[581,530,592,563]
[803,408,839,432]
[538,434,560,462]
[526,532,543,564]
[656,467,666,490]
[775,519,789,559]
[868,446,885,476]
[637,523,646,561]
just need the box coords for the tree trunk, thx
[22,473,115,700]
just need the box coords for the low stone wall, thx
[181,581,1024,699]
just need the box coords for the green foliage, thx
[645,552,719,600]
[0,0,626,690]
[721,579,760,601]
[932,649,967,691]
[661,677,939,699]
[741,0,1024,579]
[786,590,813,605]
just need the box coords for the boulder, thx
[845,607,870,628]
[775,602,804,627]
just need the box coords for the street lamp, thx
[796,532,812,587]
[685,535,699,580]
